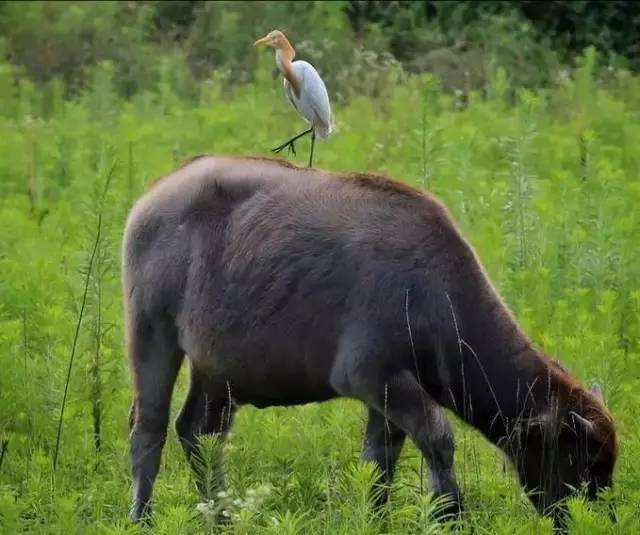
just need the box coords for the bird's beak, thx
[253,35,270,47]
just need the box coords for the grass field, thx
[1,50,639,533]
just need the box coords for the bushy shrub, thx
[1,1,638,100]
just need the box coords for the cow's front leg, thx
[362,407,406,505]
[415,400,461,515]
[336,363,462,518]
[383,373,461,518]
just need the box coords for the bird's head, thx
[254,30,290,51]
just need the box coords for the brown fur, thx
[537,353,617,458]
[338,171,424,199]
[228,154,300,169]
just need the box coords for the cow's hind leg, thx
[175,373,235,498]
[175,366,207,465]
[362,407,406,505]
[128,315,183,522]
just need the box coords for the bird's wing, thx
[283,79,300,113]
[291,61,332,138]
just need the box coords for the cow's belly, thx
[186,322,342,407]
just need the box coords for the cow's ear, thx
[591,382,604,403]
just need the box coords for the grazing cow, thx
[123,156,617,523]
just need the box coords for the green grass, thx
[1,51,639,533]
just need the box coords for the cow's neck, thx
[431,284,560,443]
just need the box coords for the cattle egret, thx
[254,30,332,167]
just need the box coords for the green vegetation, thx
[1,2,639,534]
[2,1,640,99]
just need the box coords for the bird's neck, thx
[275,43,300,98]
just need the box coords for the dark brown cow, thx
[123,156,617,523]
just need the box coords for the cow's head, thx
[512,383,617,516]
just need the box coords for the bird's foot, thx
[271,139,296,156]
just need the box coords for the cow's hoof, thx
[130,502,152,524]
[434,493,464,522]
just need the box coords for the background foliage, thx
[0,1,639,533]
[2,0,640,98]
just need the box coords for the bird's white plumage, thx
[283,61,332,138]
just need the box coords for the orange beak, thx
[253,35,270,47]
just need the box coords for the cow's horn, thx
[570,411,595,434]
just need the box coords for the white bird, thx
[254,30,332,167]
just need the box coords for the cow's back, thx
[122,157,301,314]
[123,156,470,405]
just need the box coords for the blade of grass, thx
[52,212,102,471]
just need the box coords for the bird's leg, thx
[271,128,313,156]
[308,129,316,168]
